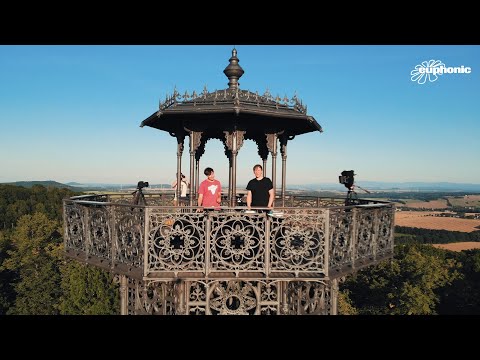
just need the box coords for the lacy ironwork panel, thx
[126,276,139,315]
[209,280,257,315]
[208,280,264,315]
[88,207,111,259]
[329,209,354,270]
[126,277,176,315]
[138,281,177,315]
[285,281,330,315]
[355,208,376,261]
[269,210,326,274]
[187,281,208,315]
[376,207,394,257]
[64,202,86,252]
[186,280,281,315]
[113,206,144,267]
[147,210,205,273]
[259,281,280,315]
[209,213,266,274]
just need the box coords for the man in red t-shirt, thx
[197,167,222,210]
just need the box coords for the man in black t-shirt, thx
[246,164,274,209]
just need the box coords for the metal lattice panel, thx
[121,275,337,315]
[269,210,326,275]
[126,277,177,315]
[355,208,376,261]
[329,209,354,270]
[285,281,331,315]
[64,195,395,315]
[64,202,86,252]
[147,210,205,274]
[185,280,281,315]
[209,213,266,275]
[114,207,144,266]
[89,207,111,259]
[376,207,395,257]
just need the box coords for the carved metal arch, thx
[279,133,294,157]
[246,133,269,161]
[185,129,203,155]
[194,134,229,161]
[223,130,245,155]
[266,133,278,156]
[195,139,206,161]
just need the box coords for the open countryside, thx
[393,194,480,252]
[395,211,480,232]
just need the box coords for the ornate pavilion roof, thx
[140,49,322,137]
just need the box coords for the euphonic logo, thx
[411,60,472,84]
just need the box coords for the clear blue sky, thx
[0,45,479,186]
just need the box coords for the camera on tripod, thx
[137,181,149,190]
[339,170,355,189]
[133,181,149,206]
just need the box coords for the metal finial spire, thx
[223,48,244,89]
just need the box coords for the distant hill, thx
[1,181,173,192]
[65,182,84,186]
[3,180,80,190]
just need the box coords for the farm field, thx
[395,211,480,232]
[403,199,449,209]
[447,194,480,207]
[432,242,480,251]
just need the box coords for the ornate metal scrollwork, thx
[355,209,376,260]
[88,207,111,259]
[114,206,144,267]
[65,203,86,252]
[63,192,395,315]
[266,133,277,156]
[147,211,205,273]
[209,281,257,315]
[329,209,354,269]
[158,86,308,114]
[269,211,326,274]
[185,280,281,315]
[189,131,203,154]
[209,213,266,274]
[285,281,330,315]
[223,130,245,155]
[128,278,177,315]
[376,207,394,256]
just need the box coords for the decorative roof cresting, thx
[156,48,309,115]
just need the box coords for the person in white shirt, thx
[172,173,189,203]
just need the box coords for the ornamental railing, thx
[63,194,395,281]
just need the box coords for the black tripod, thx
[345,186,359,206]
[132,188,147,206]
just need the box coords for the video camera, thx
[339,170,355,189]
[137,181,149,190]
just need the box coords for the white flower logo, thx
[411,60,445,84]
